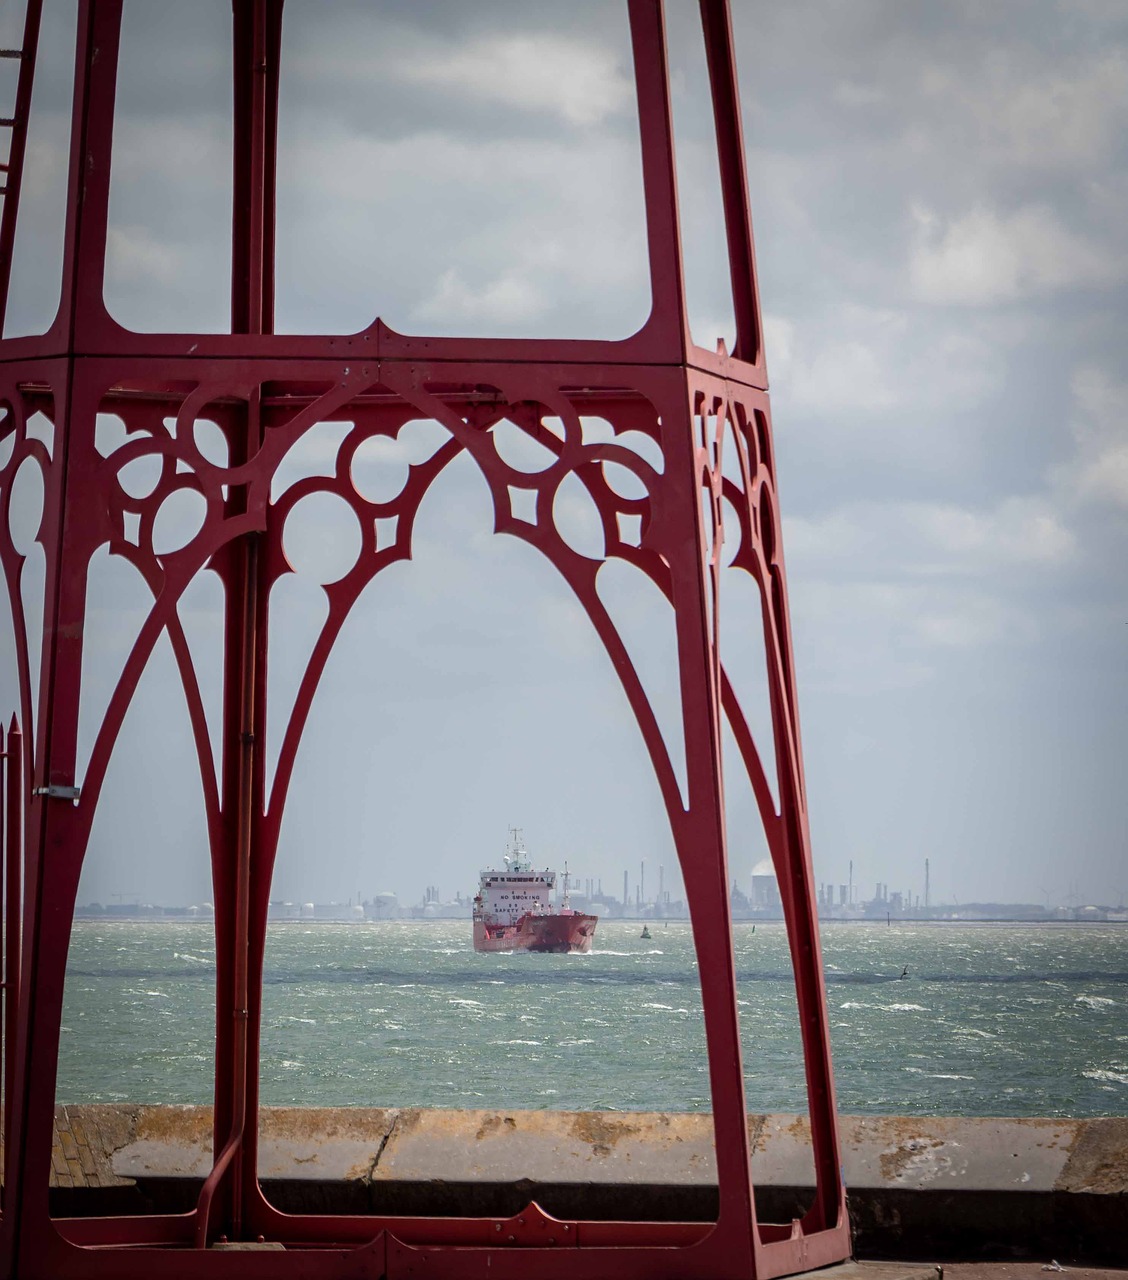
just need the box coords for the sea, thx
[57,920,1128,1118]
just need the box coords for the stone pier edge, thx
[30,1107,1128,1264]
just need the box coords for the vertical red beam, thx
[767,556,846,1236]
[627,0,689,363]
[6,367,94,1275]
[231,0,282,337]
[0,716,6,1204]
[4,7,117,1271]
[2,717,20,1152]
[698,0,763,371]
[0,0,43,332]
[194,523,261,1248]
[60,2,121,349]
[0,716,5,1185]
[698,0,845,1241]
[666,386,757,1269]
[231,0,283,1227]
[240,433,273,1231]
[196,0,283,1243]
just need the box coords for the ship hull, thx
[473,911,597,954]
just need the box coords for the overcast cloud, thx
[1,0,1125,912]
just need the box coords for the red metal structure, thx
[0,2,850,1276]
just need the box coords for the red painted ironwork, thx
[1,715,22,1202]
[0,1,850,1276]
[0,1,43,331]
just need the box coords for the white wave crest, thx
[1075,995,1115,1009]
[1083,1068,1128,1086]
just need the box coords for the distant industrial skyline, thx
[80,853,1127,919]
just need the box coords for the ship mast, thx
[507,826,532,873]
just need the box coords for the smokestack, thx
[623,869,628,908]
[849,860,854,905]
[925,858,931,910]
[640,860,646,906]
[658,865,664,902]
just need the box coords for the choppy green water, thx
[57,920,1128,1116]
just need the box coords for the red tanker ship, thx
[472,829,597,953]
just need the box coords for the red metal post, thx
[0,1,850,1276]
[0,1,44,331]
[0,718,5,1202]
[698,0,763,367]
[0,718,4,1174]
[2,718,20,1152]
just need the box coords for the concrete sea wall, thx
[45,1108,1128,1263]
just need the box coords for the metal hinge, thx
[33,784,81,800]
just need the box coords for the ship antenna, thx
[563,861,571,910]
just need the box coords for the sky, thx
[1,0,1125,912]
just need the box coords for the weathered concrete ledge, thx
[45,1107,1128,1264]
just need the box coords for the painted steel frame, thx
[0,1,850,1276]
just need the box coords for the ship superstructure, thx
[472,829,597,953]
